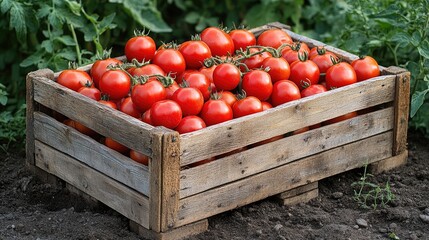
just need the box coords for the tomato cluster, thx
[56,27,380,166]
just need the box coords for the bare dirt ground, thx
[1,130,428,240]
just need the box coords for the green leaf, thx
[65,0,82,16]
[98,13,116,33]
[122,0,172,32]
[0,0,12,13]
[411,31,422,47]
[20,49,45,68]
[185,12,200,24]
[55,36,76,46]
[41,40,54,53]
[7,1,27,42]
[391,32,411,47]
[411,89,429,118]
[418,40,429,59]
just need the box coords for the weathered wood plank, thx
[33,112,150,196]
[176,132,393,227]
[369,150,408,174]
[280,188,319,206]
[32,76,155,156]
[180,107,394,198]
[278,182,318,199]
[129,219,208,240]
[160,131,181,231]
[149,128,165,232]
[34,141,150,228]
[180,75,395,166]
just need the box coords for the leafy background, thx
[0,0,428,151]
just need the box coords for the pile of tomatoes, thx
[56,27,381,166]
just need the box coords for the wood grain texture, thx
[393,71,410,155]
[129,219,208,240]
[33,112,150,196]
[176,132,393,227]
[32,76,155,156]
[35,141,150,228]
[278,182,318,199]
[149,128,165,232]
[180,75,396,166]
[280,188,319,206]
[369,150,408,174]
[180,107,394,198]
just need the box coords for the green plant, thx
[351,163,395,209]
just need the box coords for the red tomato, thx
[78,84,101,101]
[281,42,310,64]
[199,65,216,83]
[182,72,211,101]
[219,91,237,107]
[130,150,149,165]
[132,64,165,77]
[257,29,293,49]
[201,27,234,56]
[176,69,198,84]
[351,56,380,81]
[171,87,204,116]
[242,48,272,70]
[74,121,98,138]
[105,137,129,154]
[229,29,256,52]
[175,116,206,134]
[119,97,142,118]
[324,111,358,125]
[99,70,131,100]
[131,80,166,112]
[200,99,233,126]
[232,96,263,118]
[310,49,338,74]
[289,55,320,90]
[212,63,241,91]
[90,58,122,88]
[293,127,309,135]
[300,84,327,98]
[125,35,156,62]
[325,62,357,89]
[98,99,118,109]
[271,80,301,107]
[242,70,273,101]
[63,119,76,128]
[165,80,180,99]
[261,101,273,110]
[261,57,290,83]
[152,48,186,78]
[150,100,182,129]
[57,70,92,91]
[141,110,152,125]
[179,40,212,69]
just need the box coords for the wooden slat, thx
[369,150,408,174]
[180,75,395,166]
[33,112,150,196]
[381,67,411,155]
[130,219,208,240]
[176,132,393,227]
[180,107,394,198]
[160,131,181,231]
[280,188,319,206]
[149,128,165,232]
[32,76,155,156]
[34,141,150,228]
[278,182,318,199]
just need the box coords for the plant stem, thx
[69,24,82,65]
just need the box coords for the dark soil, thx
[1,130,428,240]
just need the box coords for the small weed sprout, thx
[351,163,395,209]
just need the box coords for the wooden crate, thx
[26,22,410,239]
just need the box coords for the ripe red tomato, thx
[271,80,301,107]
[98,99,118,109]
[232,96,263,118]
[201,27,234,56]
[257,29,293,49]
[90,58,122,88]
[324,111,358,125]
[78,84,101,101]
[293,127,309,135]
[99,70,131,100]
[199,65,216,83]
[229,29,256,52]
[150,100,182,129]
[200,99,233,126]
[141,110,152,125]
[212,63,241,91]
[105,137,129,154]
[171,87,204,116]
[131,80,167,112]
[242,48,272,70]
[281,42,310,64]
[179,39,212,69]
[119,96,142,118]
[165,80,180,99]
[261,57,290,83]
[130,150,149,165]
[242,70,273,101]
[182,72,211,101]
[351,56,380,81]
[132,64,165,77]
[152,48,186,78]
[289,56,320,90]
[125,35,156,62]
[219,91,237,107]
[325,62,357,89]
[57,70,92,91]
[261,101,273,110]
[175,115,206,134]
[300,84,327,98]
[74,121,98,138]
[176,69,198,84]
[310,49,338,74]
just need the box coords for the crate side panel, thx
[179,107,394,198]
[180,75,396,165]
[32,76,154,156]
[177,132,393,227]
[34,112,150,196]
[34,141,150,228]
